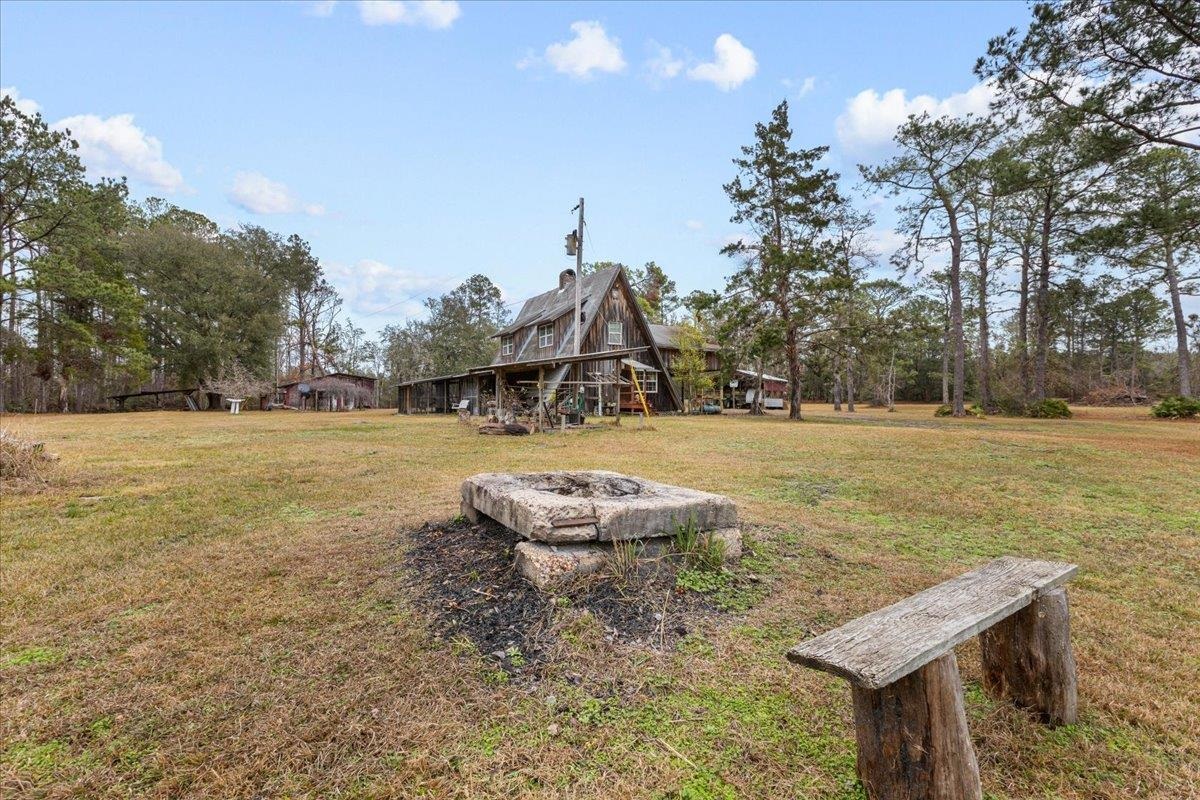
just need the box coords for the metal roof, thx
[492,267,621,363]
[734,368,789,384]
[621,357,658,372]
[648,323,720,353]
[469,345,650,374]
[395,371,471,388]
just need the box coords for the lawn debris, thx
[477,422,531,435]
[0,428,57,486]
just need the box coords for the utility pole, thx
[573,197,584,356]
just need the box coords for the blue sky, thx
[2,0,1029,334]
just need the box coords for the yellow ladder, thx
[627,363,652,417]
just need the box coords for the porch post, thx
[537,367,545,432]
[495,369,503,421]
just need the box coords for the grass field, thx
[2,405,1198,799]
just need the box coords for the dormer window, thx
[501,335,514,356]
[537,323,554,348]
[607,321,623,346]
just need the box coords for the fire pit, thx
[460,471,741,588]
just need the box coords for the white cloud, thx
[325,258,452,316]
[357,0,460,29]
[227,171,324,216]
[305,0,338,17]
[1,86,41,116]
[835,82,996,153]
[644,42,683,86]
[783,76,816,99]
[866,227,910,261]
[524,21,626,80]
[685,219,703,231]
[687,34,757,91]
[52,112,187,192]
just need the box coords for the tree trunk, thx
[1019,242,1031,403]
[977,249,992,411]
[1165,246,1193,397]
[941,323,950,406]
[949,232,965,417]
[833,354,843,411]
[1034,200,1053,401]
[785,324,803,420]
[56,374,69,414]
[887,349,896,412]
[980,588,1078,727]
[850,652,982,800]
[846,352,856,412]
[748,359,765,416]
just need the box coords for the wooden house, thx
[649,323,722,374]
[276,371,377,411]
[397,266,682,416]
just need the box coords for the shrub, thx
[933,404,985,418]
[1150,396,1200,419]
[1026,398,1072,419]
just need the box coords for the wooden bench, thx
[787,557,1079,800]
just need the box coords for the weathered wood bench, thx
[787,556,1079,800]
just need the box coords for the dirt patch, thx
[400,519,743,679]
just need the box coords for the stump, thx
[980,587,1077,726]
[851,652,982,800]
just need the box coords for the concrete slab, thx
[461,471,738,544]
[513,527,742,589]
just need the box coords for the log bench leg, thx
[980,587,1078,727]
[851,652,982,800]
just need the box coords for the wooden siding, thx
[659,348,721,373]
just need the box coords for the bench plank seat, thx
[787,556,1078,690]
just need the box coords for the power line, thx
[357,287,442,320]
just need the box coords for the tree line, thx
[1,92,363,412]
[688,0,1198,418]
[3,1,1195,417]
[0,91,517,412]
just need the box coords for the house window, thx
[639,370,658,394]
[538,323,554,348]
[607,321,623,346]
[501,335,514,356]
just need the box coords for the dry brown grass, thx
[0,428,56,487]
[1,404,1198,799]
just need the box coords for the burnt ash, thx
[400,518,718,677]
